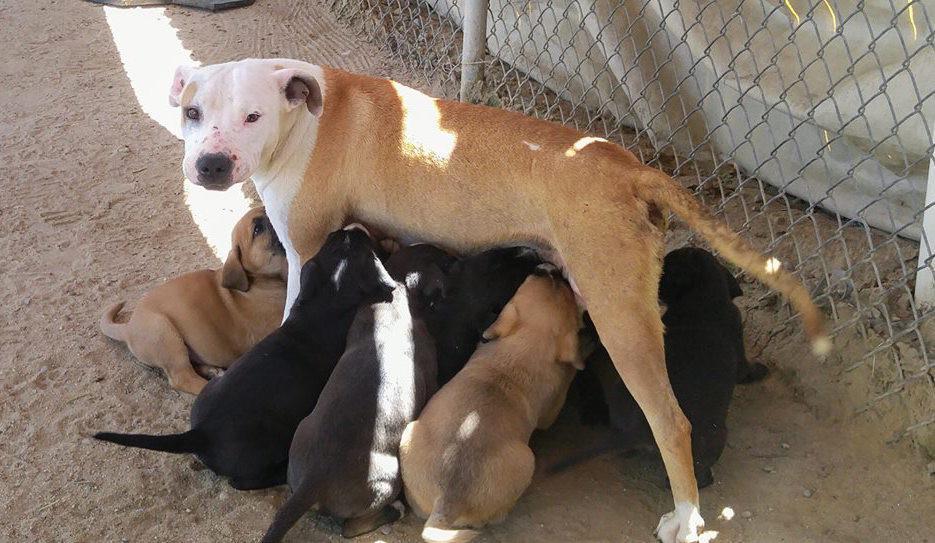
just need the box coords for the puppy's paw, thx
[654,502,710,543]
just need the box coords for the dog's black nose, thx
[195,153,233,186]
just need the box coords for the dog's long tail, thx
[632,168,830,356]
[93,429,202,454]
[260,477,319,543]
[421,498,480,543]
[99,301,128,342]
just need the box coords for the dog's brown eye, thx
[185,107,200,121]
[252,220,265,237]
[245,113,260,123]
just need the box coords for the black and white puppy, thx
[427,246,544,385]
[260,244,452,541]
[94,226,395,490]
[573,247,768,487]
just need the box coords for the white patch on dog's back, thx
[368,288,417,483]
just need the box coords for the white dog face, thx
[169,59,322,190]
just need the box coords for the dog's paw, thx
[654,502,708,543]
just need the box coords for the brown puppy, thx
[169,59,830,540]
[399,268,582,543]
[100,207,287,394]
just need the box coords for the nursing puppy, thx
[427,246,544,385]
[94,227,395,490]
[573,248,769,487]
[99,207,286,394]
[260,245,450,541]
[400,269,582,543]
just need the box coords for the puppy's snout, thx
[195,153,234,187]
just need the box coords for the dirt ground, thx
[1,1,932,542]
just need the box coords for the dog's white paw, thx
[654,502,707,543]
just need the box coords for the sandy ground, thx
[1,1,932,542]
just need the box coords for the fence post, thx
[915,129,935,308]
[460,0,489,102]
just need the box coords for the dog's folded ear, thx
[558,332,585,370]
[274,68,323,116]
[221,247,250,292]
[416,264,448,305]
[169,65,196,107]
[482,301,519,341]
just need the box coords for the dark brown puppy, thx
[94,226,395,490]
[260,244,451,541]
[571,247,768,487]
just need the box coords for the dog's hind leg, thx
[548,199,702,542]
[125,313,207,395]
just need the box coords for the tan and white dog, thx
[166,58,829,542]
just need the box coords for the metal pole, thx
[914,122,935,308]
[460,0,490,103]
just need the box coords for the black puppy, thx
[94,226,396,490]
[572,247,768,487]
[261,244,452,541]
[427,246,544,385]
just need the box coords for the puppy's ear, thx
[221,248,250,292]
[482,301,519,341]
[274,68,323,116]
[419,264,448,303]
[169,65,196,107]
[558,332,585,370]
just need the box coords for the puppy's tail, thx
[632,168,830,356]
[260,477,319,543]
[93,429,202,454]
[421,500,479,543]
[100,301,128,342]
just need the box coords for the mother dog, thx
[167,58,829,542]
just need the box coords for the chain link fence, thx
[328,0,935,456]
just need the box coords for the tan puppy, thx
[399,269,582,543]
[168,59,830,540]
[100,207,287,394]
